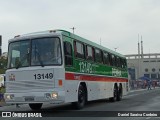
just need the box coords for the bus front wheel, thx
[29,103,42,110]
[72,84,86,109]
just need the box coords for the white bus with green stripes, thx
[5,29,129,110]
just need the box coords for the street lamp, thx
[114,47,118,51]
[70,27,76,34]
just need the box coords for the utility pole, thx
[138,34,140,79]
[70,27,76,34]
[114,47,118,51]
[100,38,101,45]
[141,36,143,58]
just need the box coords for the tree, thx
[0,57,7,74]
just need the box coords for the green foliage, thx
[0,87,5,93]
[0,57,7,74]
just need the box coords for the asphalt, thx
[0,87,159,108]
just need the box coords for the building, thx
[125,39,160,81]
[126,53,160,80]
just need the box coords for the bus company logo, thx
[9,74,15,81]
[2,112,11,117]
[2,112,42,117]
[112,68,122,77]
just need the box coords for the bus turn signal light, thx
[58,80,63,86]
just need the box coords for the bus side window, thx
[120,58,123,68]
[95,48,103,63]
[74,41,85,59]
[103,51,109,65]
[64,42,73,66]
[115,56,120,67]
[123,59,127,68]
[110,54,115,66]
[86,45,93,61]
[120,58,127,68]
[108,53,112,66]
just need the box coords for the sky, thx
[0,0,160,55]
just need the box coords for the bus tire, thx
[72,84,86,109]
[29,103,42,110]
[109,86,118,102]
[117,85,122,101]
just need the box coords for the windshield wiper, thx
[34,45,44,67]
[16,52,29,69]
[15,58,21,69]
[36,51,44,67]
[16,48,30,69]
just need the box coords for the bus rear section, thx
[5,33,67,110]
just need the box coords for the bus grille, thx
[6,80,54,92]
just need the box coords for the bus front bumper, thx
[4,91,65,104]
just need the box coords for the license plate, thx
[24,97,34,101]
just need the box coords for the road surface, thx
[1,88,160,120]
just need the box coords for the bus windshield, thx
[8,37,62,68]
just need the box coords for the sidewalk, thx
[129,86,160,93]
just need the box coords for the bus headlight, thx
[5,94,14,100]
[51,93,58,99]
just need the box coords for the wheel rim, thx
[114,87,117,100]
[119,87,122,98]
[78,86,85,103]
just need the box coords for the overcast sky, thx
[0,0,160,55]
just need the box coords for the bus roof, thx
[58,30,125,58]
[10,29,125,58]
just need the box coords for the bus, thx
[4,29,128,110]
